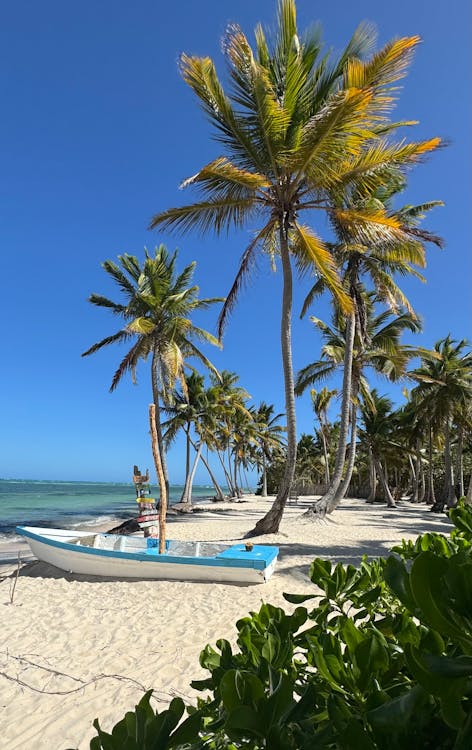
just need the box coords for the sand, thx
[0,496,453,750]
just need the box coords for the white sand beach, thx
[0,496,453,750]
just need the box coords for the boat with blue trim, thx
[16,526,279,584]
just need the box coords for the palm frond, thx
[292,223,352,312]
[81,330,132,357]
[88,295,128,315]
[179,53,267,171]
[180,157,269,194]
[217,219,276,338]
[149,197,257,236]
[300,277,326,318]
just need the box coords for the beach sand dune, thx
[0,497,452,749]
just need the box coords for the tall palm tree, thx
[296,294,423,512]
[299,180,443,513]
[149,0,440,534]
[410,336,472,511]
[310,387,336,485]
[82,246,222,496]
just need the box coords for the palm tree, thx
[299,176,443,514]
[252,403,286,497]
[296,294,423,512]
[411,336,472,511]
[310,387,336,485]
[149,0,440,534]
[82,246,222,497]
[162,372,211,504]
[358,391,401,507]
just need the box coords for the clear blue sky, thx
[1,0,471,485]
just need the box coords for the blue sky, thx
[1,0,471,486]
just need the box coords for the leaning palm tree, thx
[82,246,222,497]
[296,293,423,512]
[149,0,441,533]
[299,178,443,514]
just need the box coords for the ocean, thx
[0,479,221,542]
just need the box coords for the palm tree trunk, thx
[375,457,396,508]
[183,442,203,506]
[216,448,234,496]
[194,443,225,500]
[151,352,169,501]
[419,461,426,503]
[308,310,356,516]
[261,452,268,497]
[366,446,377,504]
[180,425,192,503]
[248,222,296,535]
[427,424,436,506]
[149,404,167,553]
[180,423,191,502]
[328,403,358,510]
[465,473,472,505]
[320,428,330,485]
[456,426,464,497]
[435,419,456,511]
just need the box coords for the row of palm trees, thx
[162,372,285,503]
[285,333,472,512]
[83,0,459,534]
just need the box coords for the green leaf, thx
[283,592,316,604]
[384,556,416,611]
[168,711,201,748]
[220,670,264,711]
[367,685,429,733]
[224,706,264,738]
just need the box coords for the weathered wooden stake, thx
[149,403,167,553]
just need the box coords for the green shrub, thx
[85,505,472,749]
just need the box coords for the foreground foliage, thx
[86,505,472,749]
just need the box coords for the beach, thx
[0,496,453,750]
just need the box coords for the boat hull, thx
[17,527,278,584]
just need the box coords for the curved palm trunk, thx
[151,352,169,501]
[182,442,203,506]
[216,448,234,496]
[375,457,396,508]
[194,443,225,500]
[248,223,296,536]
[325,403,358,512]
[308,310,356,516]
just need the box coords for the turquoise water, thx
[0,479,220,539]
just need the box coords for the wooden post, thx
[149,403,167,553]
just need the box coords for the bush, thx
[84,505,472,749]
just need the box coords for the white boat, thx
[16,526,279,584]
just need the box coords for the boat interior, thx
[74,534,229,558]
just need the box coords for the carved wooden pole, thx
[149,403,167,553]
